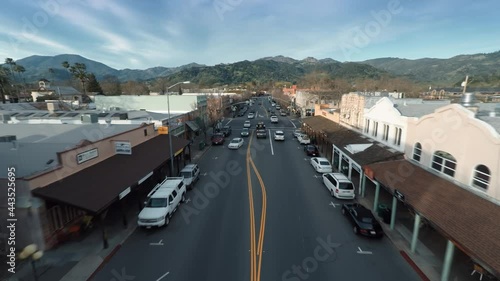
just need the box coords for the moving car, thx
[244,120,251,128]
[280,110,287,116]
[228,138,244,149]
[322,173,355,199]
[240,128,250,137]
[276,105,281,110]
[270,115,279,123]
[138,177,186,228]
[274,130,285,141]
[211,133,225,145]
[341,203,383,238]
[248,113,255,119]
[179,164,200,190]
[256,122,267,138]
[304,145,319,156]
[297,134,311,145]
[310,157,333,173]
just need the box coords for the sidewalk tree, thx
[206,95,223,128]
[86,73,103,95]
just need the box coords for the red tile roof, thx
[365,160,500,277]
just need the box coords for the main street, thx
[91,97,420,281]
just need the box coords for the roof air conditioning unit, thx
[81,113,98,123]
[0,113,11,123]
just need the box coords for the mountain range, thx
[4,51,500,88]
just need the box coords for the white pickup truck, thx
[138,177,186,228]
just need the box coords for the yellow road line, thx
[246,133,256,281]
[249,157,267,281]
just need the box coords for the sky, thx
[1,0,499,70]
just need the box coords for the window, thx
[394,127,402,146]
[383,124,389,141]
[144,129,148,136]
[431,151,457,177]
[413,143,422,162]
[472,165,490,190]
[372,122,378,137]
[364,119,370,133]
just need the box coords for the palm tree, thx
[69,62,89,95]
[0,67,11,104]
[61,61,71,85]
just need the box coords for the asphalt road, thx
[91,97,421,281]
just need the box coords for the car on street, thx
[310,157,333,173]
[293,129,303,138]
[297,134,311,144]
[341,203,384,238]
[304,145,319,156]
[322,173,355,199]
[274,130,285,141]
[179,164,200,190]
[271,103,276,107]
[228,138,244,149]
[248,113,255,119]
[270,115,278,123]
[211,133,225,145]
[280,110,287,116]
[276,105,281,110]
[244,120,251,128]
[220,125,232,136]
[240,128,250,137]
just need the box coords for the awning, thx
[32,135,189,215]
[365,160,500,277]
[185,120,200,132]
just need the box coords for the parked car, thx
[244,121,251,128]
[241,128,250,137]
[310,157,333,173]
[138,177,186,228]
[228,138,244,149]
[274,130,285,141]
[322,173,355,199]
[304,145,319,156]
[179,164,200,190]
[341,203,383,238]
[211,133,225,145]
[270,115,279,123]
[297,134,311,145]
[248,113,255,119]
[293,129,304,138]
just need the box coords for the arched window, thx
[412,143,422,162]
[472,165,490,190]
[431,151,457,177]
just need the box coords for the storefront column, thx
[390,196,398,230]
[441,240,455,281]
[360,174,366,197]
[372,182,380,210]
[99,212,109,249]
[410,213,421,253]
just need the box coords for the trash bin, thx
[377,204,388,216]
[199,141,205,150]
[381,208,392,224]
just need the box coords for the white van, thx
[322,173,355,199]
[179,164,200,190]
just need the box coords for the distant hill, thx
[9,54,205,83]
[361,51,500,87]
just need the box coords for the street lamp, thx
[19,244,43,281]
[166,81,190,176]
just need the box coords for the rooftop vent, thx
[0,113,11,123]
[81,113,98,123]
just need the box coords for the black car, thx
[211,133,225,145]
[220,126,232,137]
[304,145,319,156]
[341,203,383,238]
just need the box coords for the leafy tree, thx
[121,81,149,95]
[86,73,103,94]
[0,67,11,104]
[100,75,122,96]
[178,86,183,95]
[36,93,59,102]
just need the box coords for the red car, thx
[304,145,319,156]
[211,133,225,145]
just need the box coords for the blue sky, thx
[1,0,499,70]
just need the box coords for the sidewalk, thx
[11,134,214,281]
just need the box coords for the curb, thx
[400,251,431,281]
[193,144,212,164]
[85,244,122,281]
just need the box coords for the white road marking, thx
[268,129,274,155]
[357,247,373,254]
[304,158,308,161]
[290,120,297,128]
[313,174,321,178]
[224,119,232,125]
[213,157,218,159]
[185,198,191,203]
[329,202,337,208]
[155,271,170,281]
[150,239,164,246]
[201,172,208,176]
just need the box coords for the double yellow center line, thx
[246,132,267,281]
